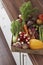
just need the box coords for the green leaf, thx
[20,1,39,21]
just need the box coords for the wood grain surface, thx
[2,0,43,65]
[31,0,43,13]
[11,46,43,55]
[0,28,16,65]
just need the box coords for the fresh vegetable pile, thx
[11,1,43,50]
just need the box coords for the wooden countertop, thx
[2,0,43,65]
[0,28,16,65]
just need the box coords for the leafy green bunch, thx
[20,1,39,21]
[11,20,21,36]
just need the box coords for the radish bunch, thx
[18,32,30,44]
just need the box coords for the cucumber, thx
[41,26,43,42]
[39,25,43,42]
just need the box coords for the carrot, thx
[19,15,30,36]
[23,24,29,35]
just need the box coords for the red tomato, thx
[39,14,43,21]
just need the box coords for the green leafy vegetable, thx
[11,20,21,36]
[20,1,39,21]
[11,20,22,42]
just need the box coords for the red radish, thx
[27,37,30,40]
[26,39,28,42]
[20,36,23,41]
[21,32,25,36]
[21,42,24,45]
[20,34,23,37]
[18,31,30,45]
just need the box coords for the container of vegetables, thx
[11,1,43,55]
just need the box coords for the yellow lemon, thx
[30,39,43,50]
